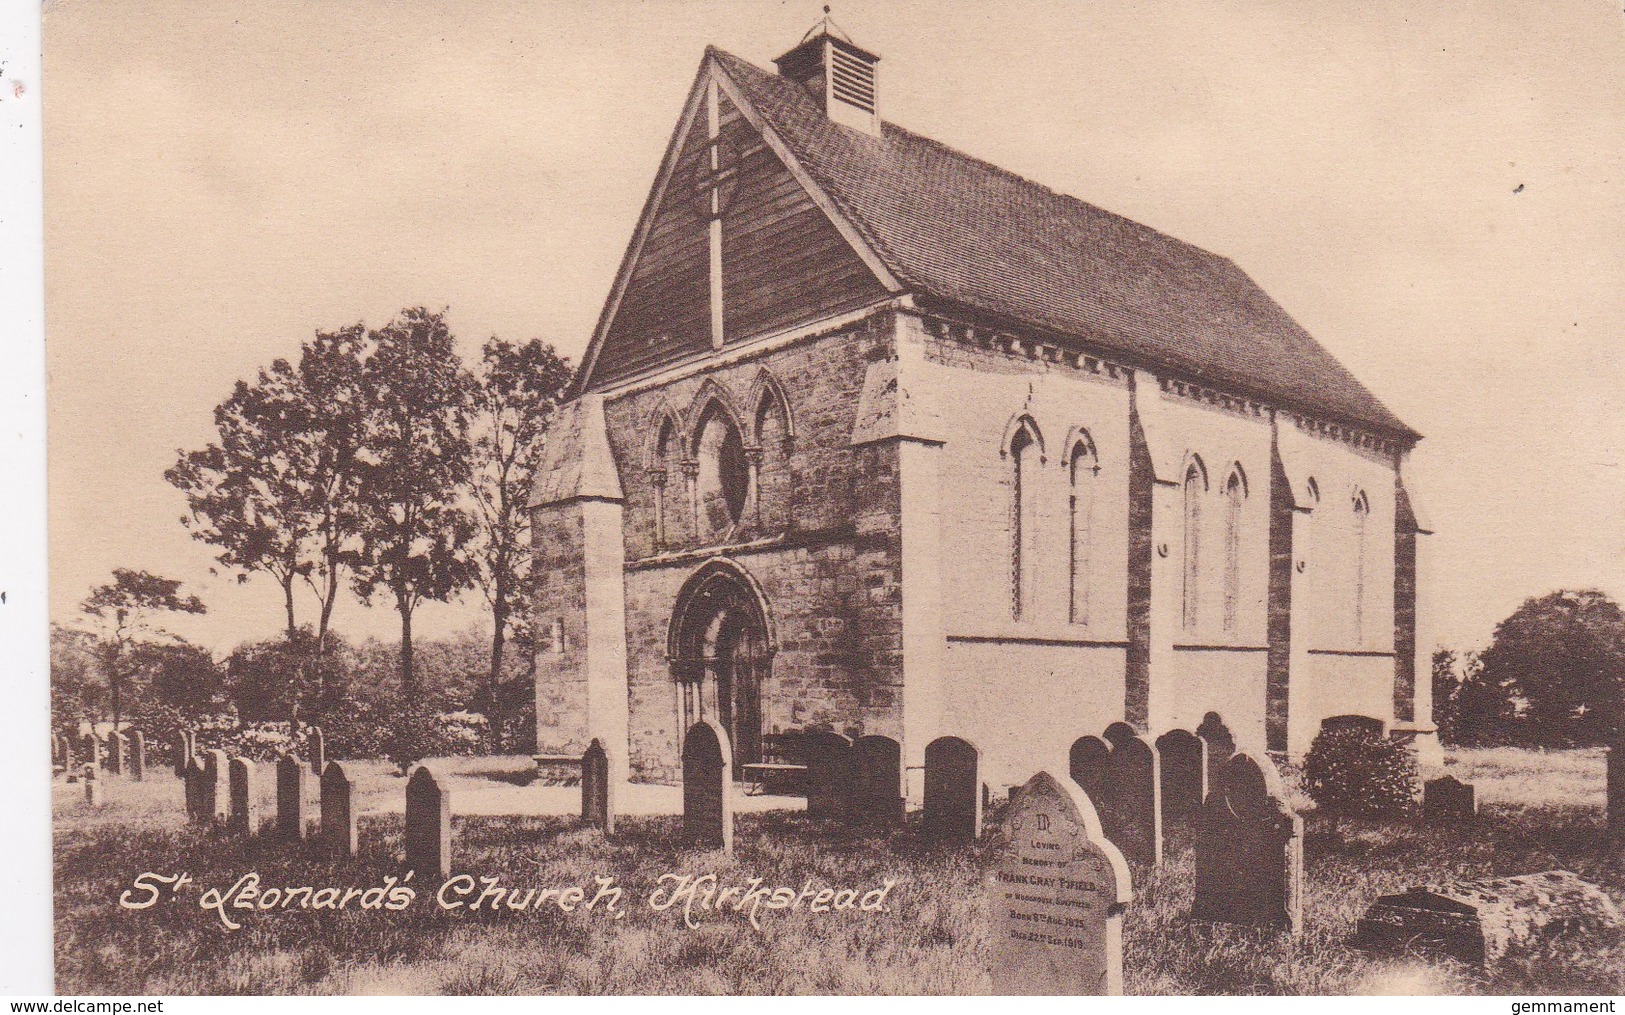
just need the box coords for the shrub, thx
[1302,723,1418,819]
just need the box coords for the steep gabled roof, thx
[708,47,1417,440]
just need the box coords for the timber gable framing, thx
[571,51,902,398]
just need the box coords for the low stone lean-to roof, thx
[709,47,1418,441]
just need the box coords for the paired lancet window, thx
[1008,417,1042,620]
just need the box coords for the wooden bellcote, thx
[773,12,881,137]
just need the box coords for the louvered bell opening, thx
[829,44,875,114]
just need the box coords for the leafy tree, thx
[466,336,570,741]
[1431,648,1461,743]
[50,623,100,735]
[1450,650,1518,746]
[1477,589,1625,746]
[350,308,477,696]
[131,640,224,714]
[80,569,206,728]
[167,361,312,638]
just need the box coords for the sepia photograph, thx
[28,0,1625,997]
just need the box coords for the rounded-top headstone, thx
[682,719,734,853]
[1069,735,1112,804]
[923,735,981,842]
[851,734,903,827]
[992,770,1131,995]
[1102,722,1138,749]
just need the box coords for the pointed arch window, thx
[1182,459,1206,630]
[651,418,678,548]
[1222,467,1247,632]
[1352,489,1370,643]
[1007,417,1043,620]
[1068,436,1098,625]
[695,403,749,538]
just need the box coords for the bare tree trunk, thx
[489,588,507,753]
[399,594,416,699]
[283,576,297,640]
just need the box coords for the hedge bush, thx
[1302,723,1418,819]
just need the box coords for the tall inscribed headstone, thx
[991,771,1131,995]
[682,719,734,853]
[405,765,452,878]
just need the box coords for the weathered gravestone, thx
[1321,713,1387,737]
[175,730,193,779]
[110,732,128,777]
[277,755,308,840]
[202,749,230,823]
[1422,775,1477,824]
[83,734,103,774]
[802,731,853,821]
[1101,733,1162,866]
[682,719,733,853]
[1195,713,1235,791]
[307,726,325,777]
[1607,745,1622,847]
[129,730,146,781]
[320,761,358,857]
[1102,722,1138,750]
[1155,728,1206,829]
[1192,752,1303,934]
[990,770,1131,995]
[1068,735,1111,806]
[851,735,904,827]
[1354,870,1623,967]
[184,758,206,823]
[405,765,452,878]
[82,764,101,807]
[581,738,615,834]
[51,735,63,773]
[923,735,981,843]
[62,737,76,782]
[228,757,257,835]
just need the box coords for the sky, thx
[43,0,1625,656]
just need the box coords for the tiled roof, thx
[711,47,1417,440]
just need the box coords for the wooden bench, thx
[741,732,808,796]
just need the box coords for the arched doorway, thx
[668,559,775,778]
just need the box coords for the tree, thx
[80,569,207,728]
[167,361,313,639]
[350,308,477,696]
[466,336,571,740]
[1431,648,1461,743]
[1476,590,1625,746]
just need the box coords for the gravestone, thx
[277,755,308,840]
[84,734,103,774]
[405,765,452,878]
[1155,728,1206,829]
[202,749,230,823]
[1607,745,1622,848]
[129,730,146,781]
[851,735,904,827]
[1422,775,1477,824]
[1192,753,1303,934]
[1321,714,1387,737]
[82,764,101,807]
[1101,733,1162,866]
[110,732,128,777]
[1068,735,1112,806]
[581,738,615,834]
[991,770,1131,995]
[320,761,358,857]
[1102,722,1138,750]
[175,730,193,779]
[923,736,981,843]
[63,737,76,782]
[1354,870,1623,967]
[228,757,257,835]
[184,758,206,823]
[802,731,853,821]
[51,735,63,773]
[681,719,733,853]
[1196,712,1235,791]
[307,726,325,776]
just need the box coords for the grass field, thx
[53,748,1625,995]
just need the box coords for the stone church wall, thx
[600,311,905,782]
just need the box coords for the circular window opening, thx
[697,407,748,534]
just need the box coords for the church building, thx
[531,21,1437,793]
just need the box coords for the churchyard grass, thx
[54,747,1624,995]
